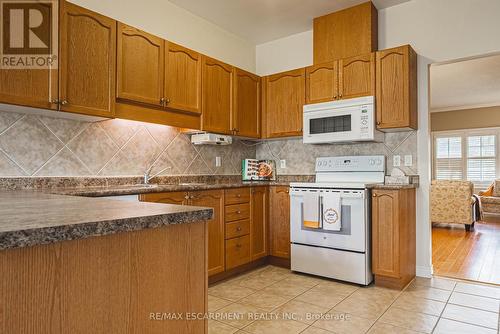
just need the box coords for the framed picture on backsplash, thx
[242,159,276,181]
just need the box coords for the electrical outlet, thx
[280,160,287,169]
[393,155,401,167]
[404,155,413,167]
[215,156,221,167]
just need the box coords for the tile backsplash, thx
[0,110,417,178]
[256,131,418,176]
[0,111,255,177]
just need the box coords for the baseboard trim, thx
[416,265,433,278]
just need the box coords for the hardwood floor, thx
[433,215,500,285]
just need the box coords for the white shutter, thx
[435,137,463,180]
[467,135,496,189]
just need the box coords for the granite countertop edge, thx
[0,208,213,251]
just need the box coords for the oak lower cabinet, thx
[371,188,416,289]
[140,190,225,277]
[306,53,375,104]
[376,45,418,131]
[232,68,261,138]
[251,187,268,260]
[224,188,251,270]
[202,56,233,134]
[59,1,116,117]
[190,190,225,276]
[269,186,290,259]
[263,68,305,138]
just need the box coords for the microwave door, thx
[304,107,361,143]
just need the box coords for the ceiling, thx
[430,53,500,112]
[168,0,411,44]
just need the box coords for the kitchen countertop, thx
[367,183,418,190]
[50,181,292,197]
[0,191,213,251]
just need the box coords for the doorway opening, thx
[429,52,500,285]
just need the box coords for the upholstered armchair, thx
[431,180,476,231]
[479,180,500,215]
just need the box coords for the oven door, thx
[290,188,368,252]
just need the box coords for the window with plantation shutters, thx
[433,129,499,192]
[467,135,496,188]
[435,136,463,180]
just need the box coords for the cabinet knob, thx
[334,95,338,99]
[372,194,378,198]
[160,97,165,105]
[184,195,190,200]
[236,227,242,231]
[60,100,68,105]
[51,99,60,105]
[236,210,241,214]
[339,94,343,98]
[165,98,170,105]
[376,121,381,126]
[236,194,241,198]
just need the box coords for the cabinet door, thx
[338,53,375,100]
[372,190,400,278]
[233,68,261,138]
[264,68,305,138]
[190,190,225,277]
[117,23,164,107]
[164,42,201,114]
[201,56,233,135]
[251,187,268,260]
[269,186,290,259]
[376,45,417,130]
[59,2,116,117]
[306,62,338,104]
[139,191,188,205]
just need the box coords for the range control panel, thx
[315,156,385,172]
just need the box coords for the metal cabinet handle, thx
[160,97,165,105]
[165,98,170,105]
[184,195,190,200]
[51,99,60,105]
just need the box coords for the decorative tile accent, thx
[0,116,63,175]
[256,131,418,176]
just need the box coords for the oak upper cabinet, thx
[251,187,268,260]
[190,190,225,277]
[263,68,305,138]
[372,188,416,289]
[269,186,290,259]
[313,2,377,64]
[117,23,164,107]
[306,62,338,104]
[59,1,116,117]
[376,45,418,131]
[202,56,233,134]
[164,42,201,114]
[306,53,374,104]
[338,53,375,100]
[232,68,261,138]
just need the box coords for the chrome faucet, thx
[143,165,172,184]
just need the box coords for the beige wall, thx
[431,106,500,131]
[70,0,256,72]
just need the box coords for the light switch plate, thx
[215,156,221,167]
[404,155,413,167]
[393,155,401,167]
[280,160,287,169]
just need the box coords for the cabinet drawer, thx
[225,219,250,239]
[225,203,250,222]
[225,188,250,205]
[225,235,251,270]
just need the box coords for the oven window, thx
[310,115,351,134]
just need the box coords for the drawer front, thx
[225,203,250,222]
[225,235,251,270]
[225,219,250,239]
[225,188,250,205]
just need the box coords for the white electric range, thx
[289,155,385,285]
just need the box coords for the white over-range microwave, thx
[303,96,383,144]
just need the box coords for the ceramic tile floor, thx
[207,265,500,334]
